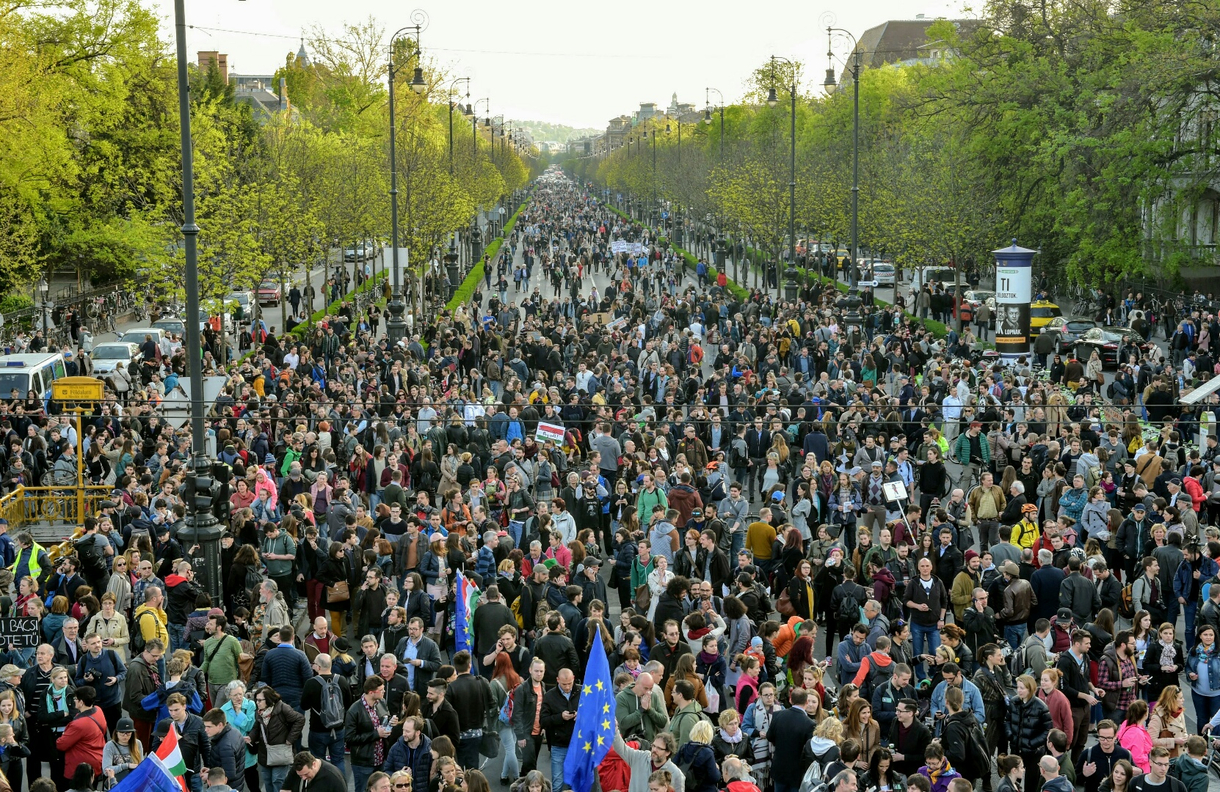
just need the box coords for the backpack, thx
[510,596,525,629]
[730,442,749,469]
[130,610,156,655]
[498,687,515,724]
[799,746,825,792]
[1118,583,1136,619]
[837,586,863,625]
[708,475,728,503]
[318,674,347,730]
[1008,640,1032,677]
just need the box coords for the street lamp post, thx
[447,77,469,175]
[38,277,48,335]
[767,56,798,301]
[825,27,862,292]
[386,10,428,348]
[704,87,724,159]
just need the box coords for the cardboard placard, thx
[0,617,41,648]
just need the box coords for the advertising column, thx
[992,239,1036,361]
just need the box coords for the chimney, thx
[278,77,287,112]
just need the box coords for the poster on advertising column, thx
[992,240,1037,360]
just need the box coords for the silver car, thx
[89,342,141,374]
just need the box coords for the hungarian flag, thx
[153,722,188,792]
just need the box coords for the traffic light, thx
[191,473,215,515]
[212,462,232,524]
[181,473,198,516]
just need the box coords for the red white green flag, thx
[153,722,188,792]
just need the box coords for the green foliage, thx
[0,294,33,315]
[447,202,527,311]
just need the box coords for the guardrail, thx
[0,485,113,534]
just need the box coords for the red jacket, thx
[57,706,107,775]
[1185,476,1205,512]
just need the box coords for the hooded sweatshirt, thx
[852,650,894,690]
[1171,754,1209,792]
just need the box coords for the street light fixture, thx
[472,98,489,158]
[826,25,863,292]
[769,55,798,299]
[386,8,429,348]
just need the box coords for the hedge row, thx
[446,202,528,313]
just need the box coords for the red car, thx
[256,281,281,306]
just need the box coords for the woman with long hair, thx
[843,698,881,770]
[490,651,522,784]
[1117,699,1153,773]
[1144,622,1186,705]
[102,718,143,786]
[866,747,905,792]
[786,557,816,622]
[1147,684,1188,759]
[1099,759,1135,792]
[0,689,28,791]
[1187,624,1220,731]
[664,653,708,714]
[1131,611,1153,671]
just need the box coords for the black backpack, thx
[130,610,155,654]
[730,442,749,469]
[837,586,862,625]
[74,535,107,580]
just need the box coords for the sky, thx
[158,0,971,132]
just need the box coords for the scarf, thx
[698,650,720,667]
[926,761,955,785]
[362,696,386,767]
[719,727,743,745]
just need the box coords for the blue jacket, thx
[1188,644,1220,695]
[475,546,496,578]
[930,678,987,726]
[384,733,432,792]
[260,644,313,709]
[837,637,870,686]
[1174,556,1220,602]
[674,740,721,792]
[75,649,126,707]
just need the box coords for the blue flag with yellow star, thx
[563,627,615,792]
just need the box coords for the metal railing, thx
[0,485,113,535]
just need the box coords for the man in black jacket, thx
[283,752,347,792]
[424,678,461,748]
[1074,720,1131,792]
[203,709,248,791]
[447,651,492,770]
[540,668,579,792]
[532,612,579,687]
[1059,557,1102,623]
[769,687,815,790]
[1059,630,1104,764]
[345,676,392,792]
[396,618,443,695]
[889,697,933,777]
[699,531,731,594]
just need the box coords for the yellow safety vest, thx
[10,541,46,581]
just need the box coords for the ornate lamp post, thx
[704,87,725,159]
[824,26,863,292]
[767,56,798,300]
[447,76,469,175]
[386,10,428,347]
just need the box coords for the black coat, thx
[345,695,391,768]
[1006,695,1054,754]
[539,685,579,746]
[888,718,932,777]
[766,707,814,786]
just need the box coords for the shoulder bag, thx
[260,719,294,767]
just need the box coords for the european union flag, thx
[563,627,615,792]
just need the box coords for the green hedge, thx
[287,269,388,339]
[0,294,33,314]
[446,202,527,313]
[605,206,752,301]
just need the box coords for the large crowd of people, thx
[0,170,1218,792]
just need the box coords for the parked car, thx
[1030,301,1063,334]
[88,342,141,374]
[256,281,282,306]
[870,262,896,286]
[957,289,996,323]
[1041,317,1099,354]
[1074,327,1149,368]
[118,327,166,347]
[152,317,188,338]
[225,291,255,320]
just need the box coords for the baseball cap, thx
[772,491,785,502]
[1132,503,1147,512]
[0,665,22,679]
[116,718,135,734]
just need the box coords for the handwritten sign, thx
[0,617,41,648]
[535,422,566,445]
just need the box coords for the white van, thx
[0,353,68,403]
